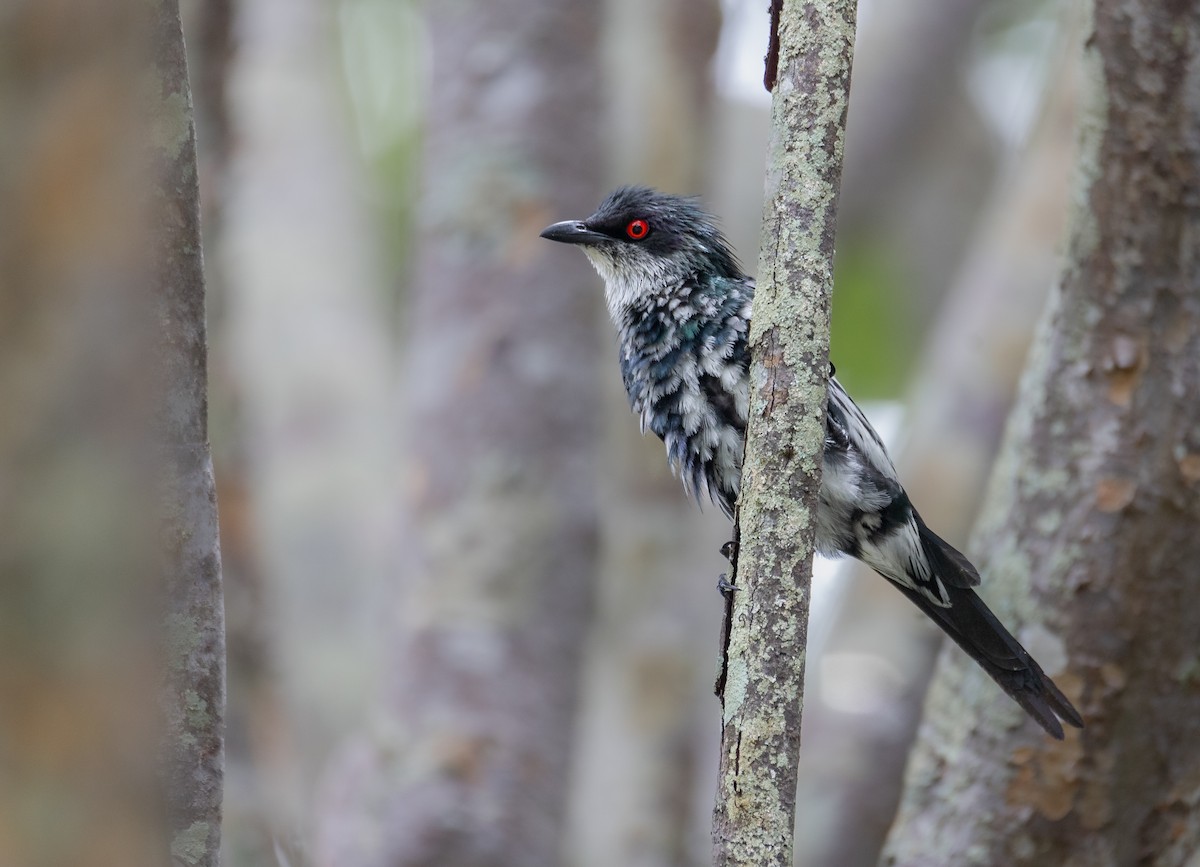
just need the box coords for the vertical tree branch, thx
[154,3,226,865]
[883,0,1200,862]
[712,1,857,864]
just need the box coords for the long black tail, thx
[892,533,1084,739]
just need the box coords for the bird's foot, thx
[715,529,741,700]
[714,572,738,700]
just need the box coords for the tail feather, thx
[894,580,1083,738]
[885,525,1084,738]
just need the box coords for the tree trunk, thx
[223,0,397,848]
[314,3,603,866]
[154,4,227,865]
[566,3,728,865]
[882,0,1200,862]
[0,3,225,862]
[0,4,176,864]
[711,1,857,864]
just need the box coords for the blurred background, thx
[1,0,1082,864]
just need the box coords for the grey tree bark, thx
[793,15,1084,866]
[883,0,1200,863]
[711,1,857,864]
[314,3,603,866]
[154,3,227,865]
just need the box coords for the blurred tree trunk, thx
[838,0,990,227]
[565,3,726,866]
[1,3,225,864]
[603,0,722,191]
[837,0,998,361]
[221,0,396,855]
[314,3,603,866]
[791,14,1083,867]
[883,0,1200,862]
[0,4,168,865]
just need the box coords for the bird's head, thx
[540,186,742,316]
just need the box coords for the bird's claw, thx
[717,573,738,596]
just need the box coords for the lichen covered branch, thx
[711,1,858,864]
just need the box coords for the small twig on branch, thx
[764,0,783,92]
[712,1,858,865]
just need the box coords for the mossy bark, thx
[883,0,1200,863]
[711,1,858,864]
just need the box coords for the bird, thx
[540,185,1083,739]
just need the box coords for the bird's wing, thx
[916,512,981,588]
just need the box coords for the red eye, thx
[626,219,650,240]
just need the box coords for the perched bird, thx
[541,186,1083,739]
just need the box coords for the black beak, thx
[539,220,608,245]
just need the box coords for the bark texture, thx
[883,0,1200,863]
[711,1,857,864]
[314,3,602,866]
[154,4,227,865]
